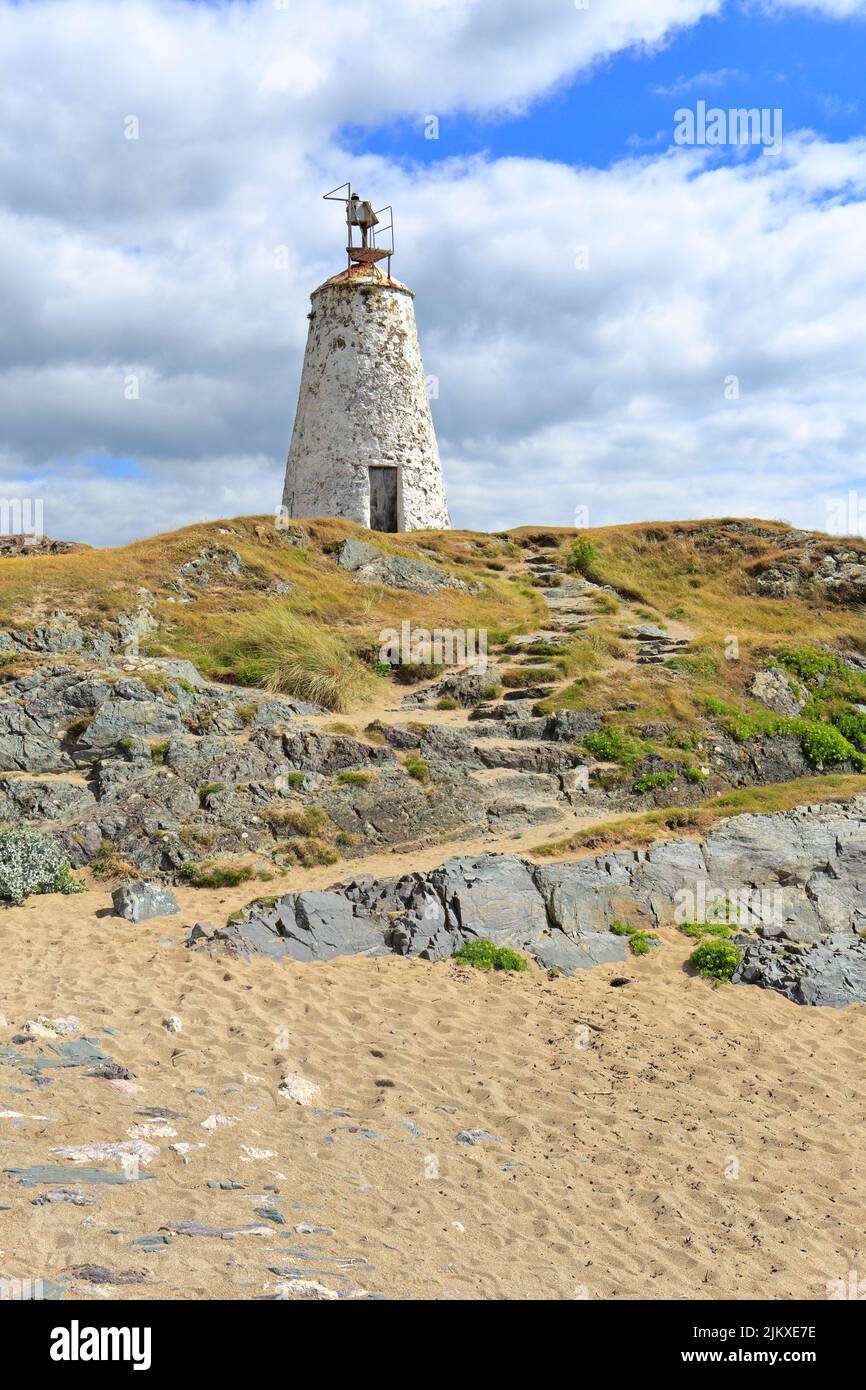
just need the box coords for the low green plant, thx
[501,666,561,688]
[405,754,431,784]
[280,838,340,867]
[585,725,645,769]
[633,770,677,793]
[564,536,599,579]
[776,645,844,683]
[609,920,633,936]
[689,939,741,981]
[800,722,859,768]
[435,696,460,710]
[179,862,252,889]
[628,931,658,956]
[683,765,708,784]
[677,920,733,939]
[833,709,866,751]
[0,830,83,904]
[609,919,657,954]
[391,662,444,686]
[198,782,225,805]
[266,805,329,835]
[453,939,529,972]
[336,770,373,786]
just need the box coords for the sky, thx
[1,0,865,546]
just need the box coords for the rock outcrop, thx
[197,796,866,1006]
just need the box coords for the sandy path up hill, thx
[1,889,865,1301]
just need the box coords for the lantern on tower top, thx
[325,182,394,274]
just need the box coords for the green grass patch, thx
[677,921,733,939]
[405,754,431,784]
[179,861,253,889]
[633,770,677,793]
[336,770,373,787]
[584,725,646,769]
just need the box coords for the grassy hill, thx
[1,513,863,721]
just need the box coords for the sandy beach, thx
[1,883,864,1302]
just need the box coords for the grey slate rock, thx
[430,855,549,945]
[31,1189,97,1207]
[112,880,180,922]
[335,539,381,571]
[734,933,866,1008]
[6,1165,155,1187]
[532,931,629,974]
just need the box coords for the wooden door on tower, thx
[369,467,398,532]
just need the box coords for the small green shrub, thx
[608,919,657,954]
[776,645,844,683]
[689,939,741,981]
[628,931,658,956]
[150,740,170,765]
[633,770,677,793]
[198,782,225,805]
[0,830,83,905]
[179,862,252,889]
[336,770,373,786]
[800,723,857,768]
[833,709,866,751]
[585,726,645,768]
[453,939,529,972]
[565,536,599,579]
[371,660,393,677]
[405,755,431,784]
[435,696,460,710]
[683,765,708,784]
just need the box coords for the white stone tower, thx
[281,186,450,533]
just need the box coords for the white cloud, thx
[0,0,864,546]
[761,0,866,15]
[652,68,747,96]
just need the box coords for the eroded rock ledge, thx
[194,795,866,1007]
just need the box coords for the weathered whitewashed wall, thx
[282,264,450,531]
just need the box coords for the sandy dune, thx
[1,885,864,1302]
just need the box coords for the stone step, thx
[502,686,554,700]
[505,632,568,650]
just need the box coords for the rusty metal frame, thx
[372,205,394,279]
[323,182,353,269]
[322,184,396,276]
